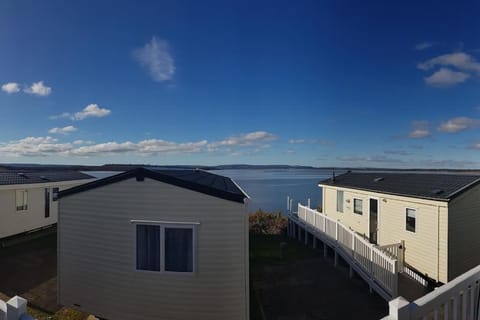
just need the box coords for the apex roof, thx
[0,171,94,186]
[320,172,480,201]
[59,167,249,203]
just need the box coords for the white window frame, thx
[15,190,28,212]
[132,220,198,275]
[353,198,363,215]
[406,208,416,233]
[336,190,344,213]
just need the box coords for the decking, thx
[287,204,429,302]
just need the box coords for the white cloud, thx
[24,81,52,96]
[48,126,78,135]
[134,36,175,82]
[208,131,276,150]
[438,117,480,133]
[288,139,305,144]
[0,131,276,157]
[418,52,480,87]
[0,136,72,157]
[408,121,430,138]
[415,42,435,51]
[72,104,111,120]
[424,68,470,87]
[49,112,71,120]
[1,82,20,94]
[418,52,480,72]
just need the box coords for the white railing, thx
[378,242,405,273]
[0,296,33,320]
[384,264,480,320]
[293,204,398,299]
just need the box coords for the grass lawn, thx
[250,233,317,320]
[250,233,316,264]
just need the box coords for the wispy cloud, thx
[288,138,335,146]
[0,131,276,157]
[384,150,412,156]
[1,82,20,94]
[288,139,305,144]
[418,52,480,87]
[208,131,276,150]
[438,117,480,133]
[415,42,435,51]
[24,81,52,96]
[50,104,111,121]
[418,52,480,72]
[424,68,470,87]
[337,155,405,164]
[48,126,78,135]
[134,36,175,82]
[408,121,431,138]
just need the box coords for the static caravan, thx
[0,171,94,240]
[58,167,250,320]
[320,172,480,285]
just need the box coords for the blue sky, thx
[1,0,480,168]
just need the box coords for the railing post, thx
[399,240,405,273]
[335,221,339,243]
[392,260,398,297]
[6,296,28,320]
[383,296,410,320]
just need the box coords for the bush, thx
[249,209,287,235]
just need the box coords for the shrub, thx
[249,209,287,235]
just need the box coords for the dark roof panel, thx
[0,171,93,186]
[59,168,248,203]
[320,172,480,201]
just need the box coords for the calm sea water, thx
[215,169,334,214]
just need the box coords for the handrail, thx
[294,203,398,298]
[384,264,480,319]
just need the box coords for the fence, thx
[384,264,480,320]
[291,204,399,299]
[0,296,33,320]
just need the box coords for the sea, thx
[85,168,338,214]
[215,168,336,214]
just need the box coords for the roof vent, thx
[17,173,27,178]
[374,177,384,182]
[431,189,444,195]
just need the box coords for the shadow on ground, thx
[250,234,388,320]
[0,233,60,312]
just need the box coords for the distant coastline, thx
[1,163,480,174]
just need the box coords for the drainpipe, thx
[437,205,440,283]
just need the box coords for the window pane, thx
[406,209,416,232]
[336,191,344,213]
[52,187,59,201]
[136,225,161,271]
[354,199,363,214]
[165,228,193,272]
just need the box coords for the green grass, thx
[250,234,317,264]
[27,306,87,320]
[249,233,318,320]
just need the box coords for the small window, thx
[406,208,416,232]
[353,198,363,215]
[136,225,161,271]
[165,228,193,272]
[52,187,60,201]
[135,223,195,273]
[336,190,344,213]
[45,188,50,218]
[16,190,28,211]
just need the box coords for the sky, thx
[1,0,480,168]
